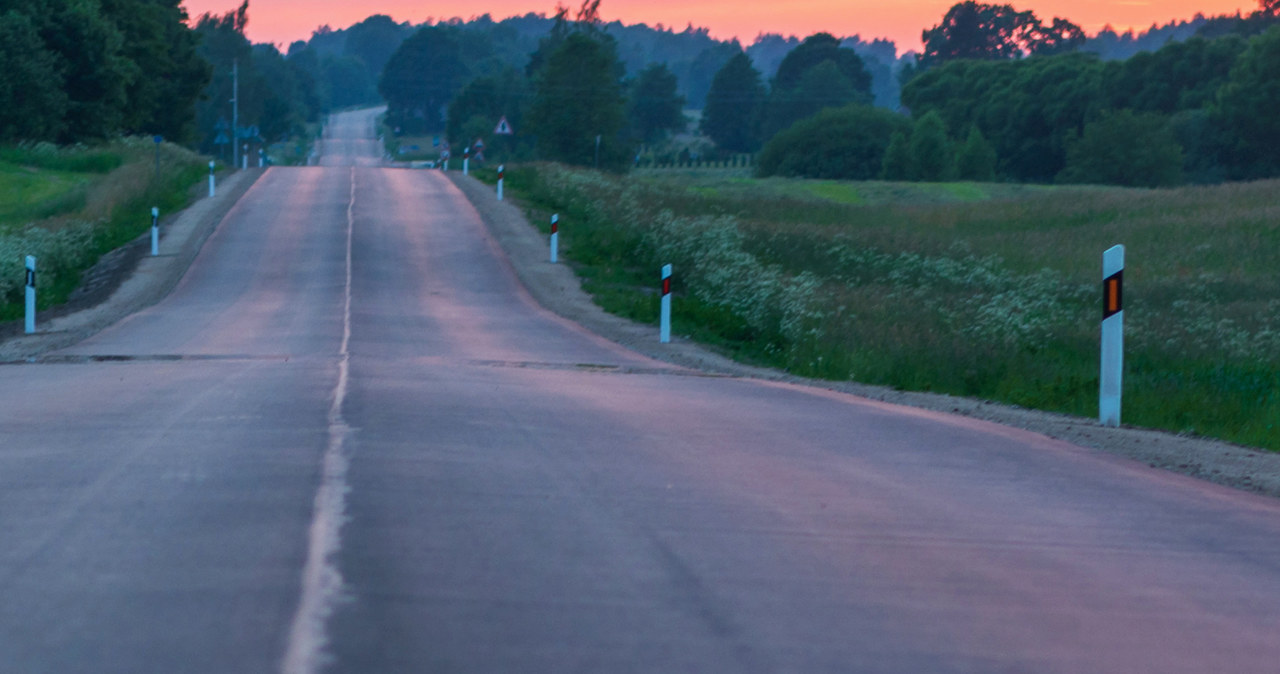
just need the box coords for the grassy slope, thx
[0,140,206,319]
[513,166,1280,451]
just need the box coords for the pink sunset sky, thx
[180,0,1261,52]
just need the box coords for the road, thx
[3,108,1280,673]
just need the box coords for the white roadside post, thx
[150,207,160,256]
[462,147,470,176]
[1100,244,1125,427]
[258,148,264,168]
[24,256,36,334]
[550,214,559,263]
[660,264,673,343]
[497,164,505,201]
[208,161,216,197]
[241,144,248,170]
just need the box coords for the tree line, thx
[729,0,1280,186]
[0,0,207,144]
[8,0,1280,188]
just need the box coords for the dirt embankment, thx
[446,171,1280,499]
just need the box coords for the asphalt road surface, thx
[4,109,1280,673]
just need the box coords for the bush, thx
[757,104,910,180]
[1057,110,1184,187]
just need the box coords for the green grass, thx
[510,163,1280,451]
[0,164,92,226]
[0,139,207,319]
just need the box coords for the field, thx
[0,140,208,320]
[504,164,1280,451]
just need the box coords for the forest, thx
[4,0,1280,186]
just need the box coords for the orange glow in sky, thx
[181,0,1260,52]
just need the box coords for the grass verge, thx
[0,138,207,320]
[506,163,1279,451]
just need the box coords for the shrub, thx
[1057,110,1184,187]
[757,104,911,180]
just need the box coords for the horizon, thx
[180,0,1260,53]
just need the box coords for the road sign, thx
[494,116,513,135]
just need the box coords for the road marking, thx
[283,166,356,674]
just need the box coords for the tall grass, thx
[0,142,124,174]
[0,138,206,319]
[513,165,1280,451]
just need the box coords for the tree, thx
[12,0,134,142]
[909,111,953,181]
[761,33,873,139]
[343,15,410,78]
[379,25,471,134]
[1216,26,1280,177]
[955,126,997,180]
[880,130,911,180]
[1103,36,1247,115]
[701,52,765,152]
[446,67,529,154]
[1030,18,1087,56]
[321,55,378,109]
[526,31,627,168]
[680,42,740,109]
[772,33,872,93]
[100,0,209,142]
[756,104,910,179]
[901,52,1109,182]
[0,10,67,141]
[1057,110,1183,187]
[920,2,1084,68]
[627,63,685,145]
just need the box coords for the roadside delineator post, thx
[150,207,160,257]
[463,146,470,176]
[1100,244,1125,427]
[24,256,36,335]
[497,164,505,201]
[550,214,559,264]
[208,161,216,197]
[660,264,672,344]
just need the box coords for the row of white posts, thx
[541,212,674,345]
[534,212,1127,426]
[20,156,238,336]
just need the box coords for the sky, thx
[180,0,1260,53]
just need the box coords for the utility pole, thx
[231,59,239,171]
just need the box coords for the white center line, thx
[282,166,356,674]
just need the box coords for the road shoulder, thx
[447,170,1280,499]
[0,169,264,360]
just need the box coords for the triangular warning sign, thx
[494,116,514,135]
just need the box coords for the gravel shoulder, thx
[0,169,263,360]
[446,170,1280,498]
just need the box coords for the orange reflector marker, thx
[1103,270,1123,319]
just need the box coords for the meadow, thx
[503,164,1280,451]
[0,140,208,320]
